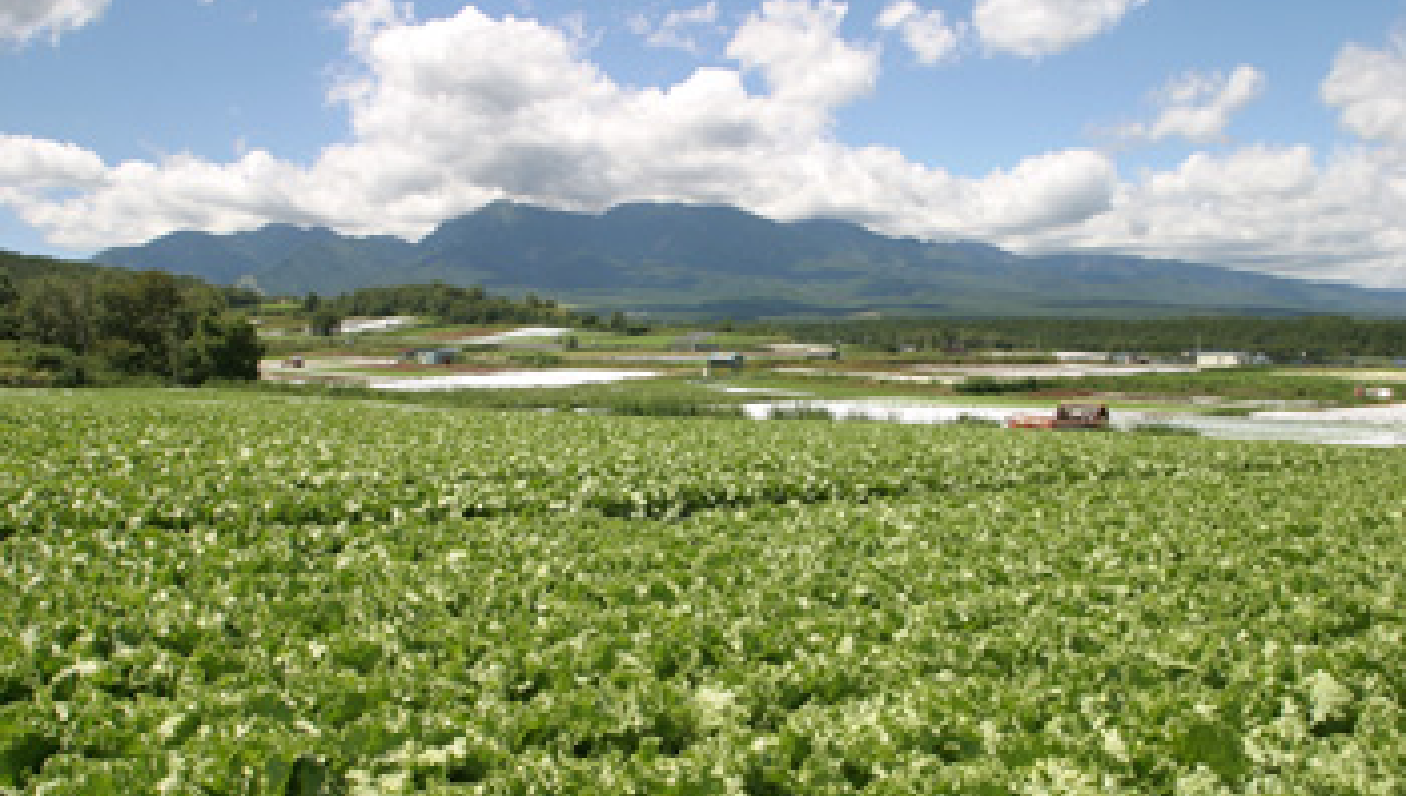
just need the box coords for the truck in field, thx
[1006,403,1110,430]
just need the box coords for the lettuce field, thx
[2,389,1404,794]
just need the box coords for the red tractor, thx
[1006,403,1110,430]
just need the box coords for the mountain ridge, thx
[94,201,1406,319]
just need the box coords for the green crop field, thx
[1,389,1403,795]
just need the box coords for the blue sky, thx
[2,0,1405,286]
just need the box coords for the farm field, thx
[1273,370,1406,381]
[2,389,1404,794]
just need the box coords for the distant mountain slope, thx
[1,249,127,282]
[94,202,1406,318]
[1,249,255,309]
[98,225,417,291]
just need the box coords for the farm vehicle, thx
[1006,403,1110,430]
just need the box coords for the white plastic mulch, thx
[455,327,576,345]
[336,317,419,334]
[739,399,1406,446]
[704,386,813,397]
[370,370,660,390]
[1252,404,1406,423]
[908,365,1200,378]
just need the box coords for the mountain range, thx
[94,201,1406,319]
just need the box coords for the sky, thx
[1,0,1405,286]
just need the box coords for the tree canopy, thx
[0,253,262,386]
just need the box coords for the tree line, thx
[295,282,645,334]
[747,315,1406,360]
[0,254,262,386]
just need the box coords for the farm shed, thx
[403,348,459,365]
[707,352,746,373]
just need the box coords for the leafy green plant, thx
[2,388,1403,794]
[1128,422,1201,436]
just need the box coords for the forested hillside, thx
[0,251,262,386]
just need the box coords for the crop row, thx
[2,390,1404,793]
[3,472,1403,793]
[0,391,1384,535]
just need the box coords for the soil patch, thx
[421,328,503,341]
[1029,389,1105,399]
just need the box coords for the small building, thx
[706,352,745,373]
[404,347,458,365]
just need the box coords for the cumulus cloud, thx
[987,40,1403,285]
[0,135,108,188]
[726,0,879,110]
[1,0,1118,253]
[875,1,960,65]
[0,0,110,44]
[1322,37,1406,144]
[972,149,1116,231]
[628,2,722,54]
[1113,65,1265,144]
[12,0,1404,287]
[1003,143,1406,285]
[972,0,1146,59]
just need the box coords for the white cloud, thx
[1322,37,1406,144]
[1114,65,1265,144]
[330,0,412,50]
[0,135,107,188]
[1004,143,1406,285]
[0,0,110,44]
[875,1,960,66]
[1,1,1114,253]
[726,0,879,111]
[986,40,1402,285]
[972,0,1146,59]
[629,2,722,54]
[973,149,1116,231]
[10,0,1404,287]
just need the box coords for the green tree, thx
[183,312,263,384]
[95,270,194,380]
[0,273,18,339]
[307,309,343,337]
